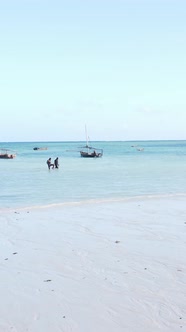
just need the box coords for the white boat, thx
[137,148,144,152]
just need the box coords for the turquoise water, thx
[1,141,186,208]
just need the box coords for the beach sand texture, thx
[0,196,185,332]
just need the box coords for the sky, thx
[0,0,186,142]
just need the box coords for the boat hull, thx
[33,147,48,150]
[80,151,102,158]
[0,154,16,159]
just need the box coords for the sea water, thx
[1,141,186,209]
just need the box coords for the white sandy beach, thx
[0,196,185,332]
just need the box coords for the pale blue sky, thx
[0,0,186,141]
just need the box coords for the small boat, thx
[33,147,48,151]
[0,149,16,159]
[79,126,103,158]
[137,148,144,152]
[80,149,103,158]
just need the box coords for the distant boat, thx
[137,148,144,152]
[33,147,48,151]
[79,126,103,158]
[131,145,144,152]
[0,149,16,159]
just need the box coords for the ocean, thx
[1,140,186,209]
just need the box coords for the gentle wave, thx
[1,192,186,213]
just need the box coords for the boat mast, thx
[85,125,89,152]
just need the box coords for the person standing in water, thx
[46,158,54,169]
[54,157,59,169]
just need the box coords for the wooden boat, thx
[33,147,48,151]
[79,126,103,158]
[80,149,103,158]
[0,149,16,159]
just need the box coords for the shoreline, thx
[0,196,185,331]
[1,192,186,212]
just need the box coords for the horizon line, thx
[1,139,186,144]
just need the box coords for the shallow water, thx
[1,140,186,208]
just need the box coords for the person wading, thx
[46,158,54,169]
